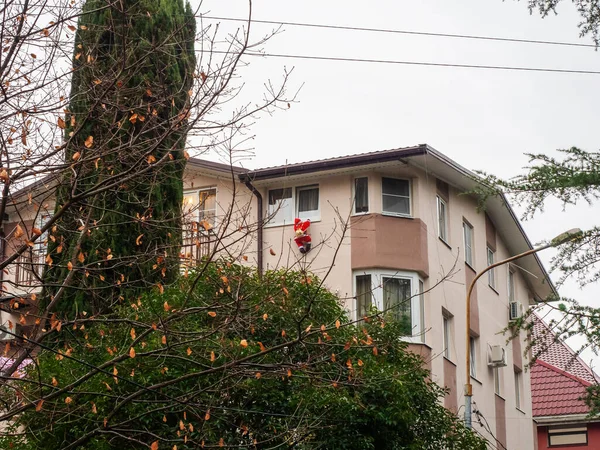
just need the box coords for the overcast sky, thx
[195,0,600,363]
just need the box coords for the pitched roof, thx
[531,316,599,417]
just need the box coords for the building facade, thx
[1,144,554,448]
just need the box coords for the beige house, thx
[1,144,553,448]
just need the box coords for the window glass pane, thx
[382,196,410,215]
[382,277,412,335]
[199,189,217,226]
[488,248,495,287]
[297,186,319,217]
[463,223,473,266]
[437,197,447,241]
[354,178,369,213]
[508,271,515,303]
[515,371,521,409]
[443,317,450,358]
[356,275,372,319]
[382,178,409,196]
[470,337,476,378]
[267,188,293,224]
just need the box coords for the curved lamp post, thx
[464,228,583,429]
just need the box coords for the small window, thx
[267,188,293,225]
[548,426,588,446]
[198,188,217,227]
[514,369,522,410]
[354,177,369,214]
[487,247,495,289]
[355,274,372,320]
[470,336,477,378]
[463,221,474,267]
[383,277,412,335]
[508,269,516,303]
[296,185,320,221]
[494,367,502,396]
[442,312,453,360]
[437,196,448,242]
[382,177,411,216]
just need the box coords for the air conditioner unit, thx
[488,345,507,368]
[509,301,522,321]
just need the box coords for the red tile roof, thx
[531,316,598,417]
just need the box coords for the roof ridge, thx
[536,359,593,388]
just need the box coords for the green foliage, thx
[2,262,486,449]
[43,0,196,317]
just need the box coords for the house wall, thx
[537,422,600,450]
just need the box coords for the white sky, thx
[196,0,600,365]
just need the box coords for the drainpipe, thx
[242,177,263,277]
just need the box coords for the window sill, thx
[489,285,499,295]
[465,262,476,273]
[471,376,482,385]
[382,212,413,219]
[351,211,370,217]
[264,218,322,229]
[516,407,526,415]
[438,237,452,250]
[495,393,505,401]
[443,356,456,367]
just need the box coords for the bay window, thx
[353,270,424,341]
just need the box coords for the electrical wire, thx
[202,15,598,49]
[213,50,600,75]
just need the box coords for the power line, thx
[202,15,597,49]
[218,50,600,75]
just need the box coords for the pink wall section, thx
[537,423,600,450]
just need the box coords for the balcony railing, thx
[181,221,213,267]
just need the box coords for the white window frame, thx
[436,195,448,243]
[183,187,218,228]
[508,268,516,303]
[442,310,453,360]
[381,177,412,217]
[514,369,522,410]
[463,221,474,267]
[548,426,588,446]
[353,269,424,343]
[487,247,496,289]
[265,184,321,226]
[470,336,477,378]
[353,177,369,215]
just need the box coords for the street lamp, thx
[464,228,583,429]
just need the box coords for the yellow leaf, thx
[242,255,248,261]
[45,254,53,266]
[258,342,266,352]
[51,377,58,386]
[147,155,156,164]
[58,117,66,129]
[282,287,289,296]
[210,351,215,362]
[65,397,73,404]
[130,328,136,340]
[129,113,138,123]
[281,330,286,337]
[179,420,185,431]
[56,245,63,254]
[269,248,276,256]
[221,276,228,284]
[67,261,73,271]
[84,135,93,148]
[93,79,102,85]
[103,382,112,391]
[240,339,248,348]
[373,347,378,356]
[163,301,169,312]
[358,359,364,367]
[162,415,167,422]
[335,320,341,329]
[186,347,192,356]
[75,52,82,60]
[80,25,88,30]
[135,234,143,246]
[30,53,37,59]
[161,335,167,345]
[150,442,158,450]
[14,224,24,239]
[255,372,261,379]
[262,313,268,321]
[129,347,136,358]
[207,311,217,318]
[219,438,224,447]
[72,151,81,161]
[32,227,42,236]
[68,25,76,32]
[78,252,85,263]
[36,399,44,411]
[287,369,292,377]
[91,402,97,414]
[103,417,108,428]
[205,410,210,421]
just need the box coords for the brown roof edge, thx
[238,144,428,182]
[187,157,248,175]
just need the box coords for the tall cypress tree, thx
[44,0,196,316]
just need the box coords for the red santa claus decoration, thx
[293,218,312,254]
